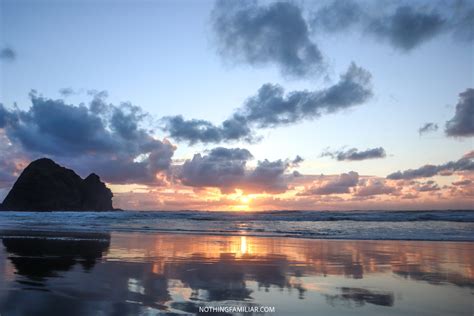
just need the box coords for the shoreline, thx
[0,227,473,243]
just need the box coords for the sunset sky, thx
[0,0,473,210]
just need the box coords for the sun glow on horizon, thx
[240,196,251,204]
[110,172,474,211]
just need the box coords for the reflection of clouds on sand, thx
[107,234,474,288]
[393,266,474,288]
[0,232,473,315]
[325,287,394,307]
[165,252,306,301]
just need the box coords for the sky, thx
[0,0,473,211]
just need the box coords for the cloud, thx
[0,104,10,128]
[451,0,474,42]
[245,158,294,193]
[387,151,474,180]
[0,130,30,189]
[0,48,16,61]
[241,63,372,127]
[414,180,440,192]
[0,154,20,187]
[310,1,472,51]
[58,88,79,97]
[368,6,445,51]
[212,0,323,78]
[463,151,474,159]
[300,171,359,195]
[301,173,399,197]
[325,287,394,307]
[418,122,438,135]
[179,147,299,194]
[401,193,419,200]
[161,115,253,145]
[0,91,176,185]
[311,0,364,33]
[163,63,372,144]
[355,179,397,196]
[292,155,304,166]
[322,147,386,161]
[445,88,474,137]
[452,179,472,186]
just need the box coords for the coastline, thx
[1,227,474,243]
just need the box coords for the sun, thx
[240,196,251,204]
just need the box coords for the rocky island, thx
[0,158,114,211]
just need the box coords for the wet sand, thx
[0,231,472,315]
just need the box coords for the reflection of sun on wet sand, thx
[107,234,474,283]
[0,231,473,315]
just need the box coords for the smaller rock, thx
[81,173,113,211]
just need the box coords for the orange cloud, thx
[110,170,474,211]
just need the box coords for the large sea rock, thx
[0,158,114,211]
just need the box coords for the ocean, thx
[0,210,473,241]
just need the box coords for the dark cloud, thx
[418,122,438,135]
[0,92,176,185]
[212,0,323,78]
[88,90,109,114]
[162,115,253,145]
[301,171,359,195]
[452,179,472,186]
[59,88,78,97]
[164,63,372,144]
[322,147,386,161]
[414,180,440,192]
[241,63,372,127]
[206,146,253,160]
[325,287,394,307]
[0,104,10,128]
[179,147,251,191]
[445,88,474,137]
[179,147,299,194]
[162,116,223,144]
[387,165,438,180]
[368,6,445,51]
[246,159,293,193]
[0,48,16,61]
[311,0,364,33]
[451,0,474,41]
[387,152,474,180]
[292,155,304,166]
[310,1,472,51]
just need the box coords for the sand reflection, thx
[107,233,474,288]
[0,232,472,315]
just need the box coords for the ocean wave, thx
[118,210,474,222]
[0,210,473,241]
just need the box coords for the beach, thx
[0,217,473,315]
[1,0,473,314]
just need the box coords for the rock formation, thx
[0,158,114,211]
